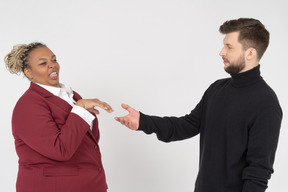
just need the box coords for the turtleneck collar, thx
[230,65,263,87]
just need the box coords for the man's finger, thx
[121,103,135,113]
[121,103,128,109]
[115,117,125,123]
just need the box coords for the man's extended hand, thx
[115,104,140,130]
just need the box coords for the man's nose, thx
[219,48,225,56]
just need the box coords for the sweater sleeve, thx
[12,93,90,162]
[138,99,203,142]
[242,104,282,192]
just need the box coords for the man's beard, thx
[224,54,245,75]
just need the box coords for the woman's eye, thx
[39,62,47,65]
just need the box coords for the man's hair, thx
[219,18,269,60]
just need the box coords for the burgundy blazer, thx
[12,82,108,192]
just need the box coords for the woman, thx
[5,42,113,192]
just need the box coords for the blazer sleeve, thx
[12,92,90,161]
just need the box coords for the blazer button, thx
[94,145,98,149]
[98,167,102,172]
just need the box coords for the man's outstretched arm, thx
[115,103,201,142]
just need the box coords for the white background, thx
[0,0,287,191]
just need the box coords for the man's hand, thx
[115,104,140,130]
[75,99,113,114]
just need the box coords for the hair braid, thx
[4,42,46,75]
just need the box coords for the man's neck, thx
[238,62,259,74]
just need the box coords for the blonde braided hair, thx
[4,42,46,75]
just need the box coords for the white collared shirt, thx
[35,83,95,130]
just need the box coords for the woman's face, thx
[24,46,60,87]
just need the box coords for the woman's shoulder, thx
[15,87,48,110]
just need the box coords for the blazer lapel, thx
[29,82,73,113]
[29,82,99,144]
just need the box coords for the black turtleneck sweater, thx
[138,65,282,192]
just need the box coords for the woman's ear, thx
[24,68,33,80]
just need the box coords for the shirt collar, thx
[35,83,73,97]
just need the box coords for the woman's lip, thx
[48,71,58,75]
[49,71,58,79]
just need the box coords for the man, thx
[115,18,282,192]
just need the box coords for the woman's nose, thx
[49,62,55,68]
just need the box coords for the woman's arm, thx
[12,93,109,161]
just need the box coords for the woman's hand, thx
[75,99,113,114]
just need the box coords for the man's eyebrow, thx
[225,43,233,47]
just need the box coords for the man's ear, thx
[246,48,257,61]
[24,68,33,80]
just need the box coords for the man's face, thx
[219,31,246,75]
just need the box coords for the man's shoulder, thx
[207,77,231,89]
[213,77,231,84]
[201,77,231,98]
[255,80,280,103]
